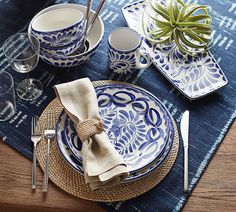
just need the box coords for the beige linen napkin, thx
[54,78,129,190]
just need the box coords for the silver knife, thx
[180,110,189,193]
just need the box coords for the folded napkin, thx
[54,78,129,190]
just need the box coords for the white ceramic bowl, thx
[31,8,85,49]
[28,3,104,67]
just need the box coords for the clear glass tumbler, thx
[0,71,16,121]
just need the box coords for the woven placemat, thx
[37,80,179,202]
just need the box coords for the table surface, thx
[0,121,235,212]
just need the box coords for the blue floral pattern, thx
[96,85,171,172]
[32,18,85,48]
[56,83,175,181]
[40,43,99,67]
[40,32,84,56]
[108,46,138,74]
[122,0,228,100]
[56,112,83,173]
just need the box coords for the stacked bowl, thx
[28,3,104,67]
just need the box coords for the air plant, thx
[142,0,213,54]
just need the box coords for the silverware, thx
[86,0,106,38]
[180,110,189,193]
[84,0,93,33]
[31,116,41,189]
[77,0,93,53]
[42,112,55,192]
[76,0,105,53]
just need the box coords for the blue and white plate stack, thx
[56,82,175,182]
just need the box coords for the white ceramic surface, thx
[31,7,85,52]
[32,8,84,32]
[109,27,140,51]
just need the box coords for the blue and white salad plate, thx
[56,83,175,181]
[122,0,228,100]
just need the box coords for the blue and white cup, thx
[108,27,151,74]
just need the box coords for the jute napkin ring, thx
[76,118,104,142]
[37,80,179,202]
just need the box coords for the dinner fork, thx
[42,112,56,192]
[31,116,41,189]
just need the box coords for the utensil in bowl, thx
[84,0,93,39]
[72,0,93,54]
[86,0,106,39]
[31,8,85,51]
[28,4,104,67]
[76,0,106,54]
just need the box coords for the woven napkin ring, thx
[76,118,104,142]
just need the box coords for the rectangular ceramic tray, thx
[122,0,228,100]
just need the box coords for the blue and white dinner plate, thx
[122,0,228,100]
[56,83,175,181]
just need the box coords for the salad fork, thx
[43,112,56,192]
[31,116,41,189]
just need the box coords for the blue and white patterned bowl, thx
[40,36,84,56]
[31,8,85,51]
[28,4,104,67]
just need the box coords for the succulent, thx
[142,0,213,54]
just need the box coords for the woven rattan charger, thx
[37,80,179,202]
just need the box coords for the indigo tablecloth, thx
[0,0,235,211]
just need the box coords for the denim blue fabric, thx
[0,0,235,211]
